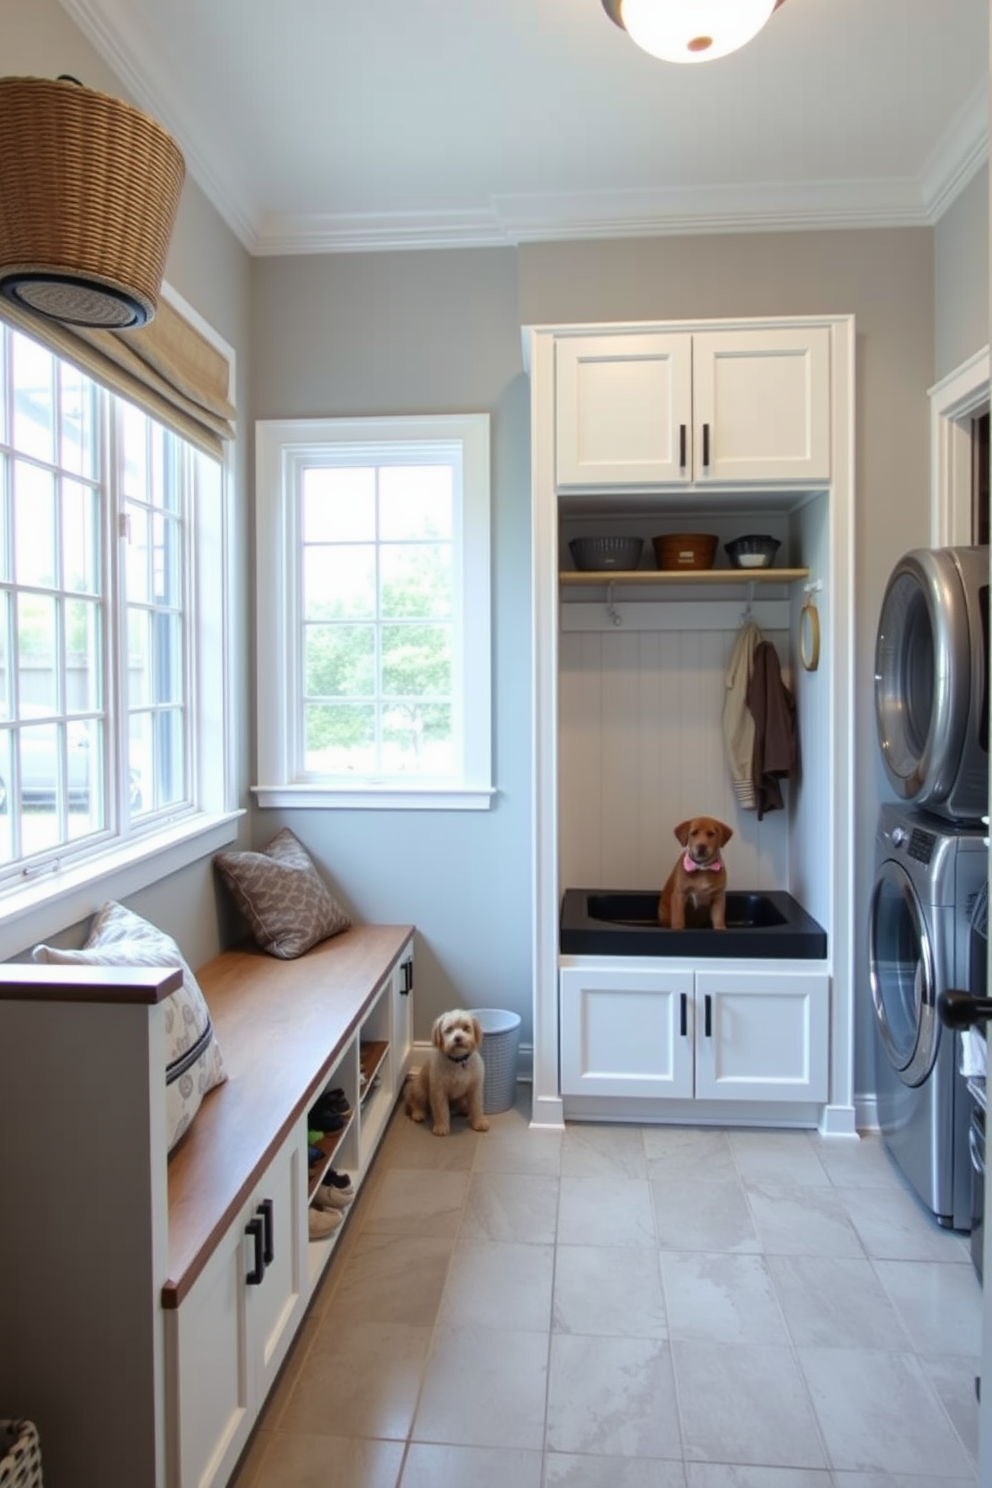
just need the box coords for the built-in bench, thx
[0,921,415,1488]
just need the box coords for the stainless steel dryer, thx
[874,545,989,823]
[869,802,987,1228]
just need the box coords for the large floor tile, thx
[545,1454,688,1486]
[745,1181,866,1257]
[378,1113,480,1171]
[832,1475,977,1487]
[651,1176,760,1253]
[797,1345,976,1477]
[411,1324,549,1450]
[685,1468,833,1487]
[552,1244,668,1338]
[323,1232,454,1327]
[644,1127,739,1184]
[837,1185,973,1263]
[672,1339,827,1468]
[471,1121,562,1176]
[767,1254,913,1351]
[561,1121,649,1179]
[660,1251,789,1345]
[815,1133,908,1190]
[728,1129,831,1188]
[460,1170,560,1243]
[247,1431,405,1488]
[359,1168,470,1237]
[546,1334,682,1459]
[279,1320,433,1441]
[437,1238,554,1331]
[399,1442,543,1488]
[557,1172,656,1247]
[871,1258,982,1357]
[919,1352,981,1465]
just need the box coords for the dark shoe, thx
[307,1107,345,1133]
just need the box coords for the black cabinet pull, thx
[679,991,687,1036]
[245,1216,265,1285]
[258,1198,274,1267]
[702,422,711,469]
[679,423,686,470]
[704,994,713,1038]
[400,959,413,995]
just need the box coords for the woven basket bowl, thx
[652,533,718,571]
[0,76,186,327]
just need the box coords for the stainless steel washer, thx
[874,545,989,823]
[869,802,986,1228]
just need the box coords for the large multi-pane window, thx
[0,323,202,878]
[255,415,492,809]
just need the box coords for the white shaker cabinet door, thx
[560,964,695,1098]
[693,969,830,1103]
[692,326,831,483]
[556,333,693,489]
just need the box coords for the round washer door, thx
[874,548,969,809]
[868,857,939,1087]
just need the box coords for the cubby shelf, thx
[559,567,810,586]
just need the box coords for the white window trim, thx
[0,282,241,958]
[930,345,990,546]
[254,413,494,810]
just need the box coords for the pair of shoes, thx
[324,1167,354,1197]
[313,1182,352,1212]
[315,1087,351,1116]
[308,1108,345,1135]
[308,1205,342,1239]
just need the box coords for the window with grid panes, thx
[0,322,210,877]
[255,415,492,808]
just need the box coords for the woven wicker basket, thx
[652,533,718,571]
[0,75,185,328]
[0,1421,43,1488]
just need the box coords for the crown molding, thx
[57,0,992,256]
[919,80,989,224]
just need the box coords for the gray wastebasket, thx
[470,1007,521,1113]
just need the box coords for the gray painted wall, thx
[249,250,536,1042]
[935,167,990,383]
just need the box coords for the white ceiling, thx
[60,0,989,255]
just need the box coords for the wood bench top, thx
[164,923,413,1307]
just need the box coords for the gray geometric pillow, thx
[32,900,227,1153]
[213,826,351,959]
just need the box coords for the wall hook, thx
[606,580,623,626]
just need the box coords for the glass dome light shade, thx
[616,0,778,63]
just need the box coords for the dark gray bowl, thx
[724,535,781,569]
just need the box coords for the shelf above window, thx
[559,568,810,587]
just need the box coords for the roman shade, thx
[0,292,235,458]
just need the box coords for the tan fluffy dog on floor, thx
[405,1009,490,1137]
[658,816,733,930]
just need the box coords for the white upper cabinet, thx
[555,324,831,490]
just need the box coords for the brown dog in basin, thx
[658,816,733,930]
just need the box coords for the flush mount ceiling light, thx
[602,0,786,64]
[0,75,185,328]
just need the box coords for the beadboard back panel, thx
[557,604,793,897]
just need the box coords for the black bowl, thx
[724,535,781,569]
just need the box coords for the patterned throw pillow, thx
[213,827,352,959]
[32,901,227,1153]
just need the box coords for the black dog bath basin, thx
[560,889,827,960]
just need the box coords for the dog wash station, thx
[525,315,854,1135]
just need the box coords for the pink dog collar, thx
[683,852,721,873]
